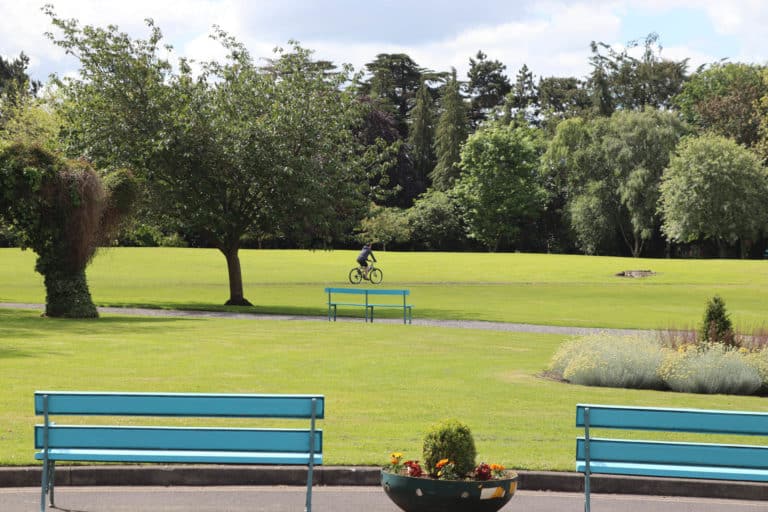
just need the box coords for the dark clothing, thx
[356,246,376,266]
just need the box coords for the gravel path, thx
[0,302,652,336]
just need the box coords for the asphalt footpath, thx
[1,466,767,511]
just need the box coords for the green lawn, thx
[2,308,767,470]
[2,247,768,329]
[2,248,768,470]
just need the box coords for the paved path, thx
[0,302,650,336]
[3,486,767,512]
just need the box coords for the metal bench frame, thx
[325,287,412,324]
[35,391,324,512]
[576,403,768,512]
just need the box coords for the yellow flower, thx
[490,463,505,471]
[435,458,450,469]
[390,452,403,465]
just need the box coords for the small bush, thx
[549,332,665,390]
[422,419,476,478]
[699,295,735,347]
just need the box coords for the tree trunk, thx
[221,246,252,306]
[43,268,99,318]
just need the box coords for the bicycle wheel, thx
[348,267,363,284]
[369,268,383,284]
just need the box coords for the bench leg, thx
[40,459,55,512]
[584,471,590,512]
[49,462,56,508]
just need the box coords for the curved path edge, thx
[0,302,651,336]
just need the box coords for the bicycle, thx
[348,262,383,284]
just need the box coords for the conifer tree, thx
[407,79,435,189]
[431,69,468,191]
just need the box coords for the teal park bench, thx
[576,403,768,512]
[35,391,324,512]
[325,287,413,324]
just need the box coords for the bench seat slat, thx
[35,448,322,465]
[577,438,768,470]
[35,426,322,453]
[575,461,768,481]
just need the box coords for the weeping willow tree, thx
[0,142,137,317]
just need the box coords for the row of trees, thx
[2,11,768,313]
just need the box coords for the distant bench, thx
[35,391,324,512]
[324,287,412,324]
[576,403,768,512]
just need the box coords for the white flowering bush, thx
[548,332,665,390]
[659,343,762,395]
[549,333,768,396]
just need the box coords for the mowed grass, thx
[2,308,767,470]
[2,247,768,329]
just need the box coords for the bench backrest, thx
[325,287,409,296]
[576,404,768,436]
[35,391,324,457]
[35,391,324,418]
[575,404,768,481]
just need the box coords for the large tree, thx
[675,62,767,148]
[659,134,768,257]
[47,10,369,305]
[588,32,688,115]
[542,108,687,256]
[431,69,469,191]
[0,143,136,317]
[466,51,511,127]
[456,123,546,251]
[407,79,435,191]
[0,52,41,120]
[362,53,429,137]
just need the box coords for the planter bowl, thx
[381,469,518,512]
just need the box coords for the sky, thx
[2,0,768,85]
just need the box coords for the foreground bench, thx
[35,391,324,512]
[325,287,412,324]
[576,403,768,512]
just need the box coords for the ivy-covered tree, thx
[0,142,136,317]
[47,9,371,305]
[431,69,469,191]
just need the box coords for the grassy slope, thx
[2,248,767,329]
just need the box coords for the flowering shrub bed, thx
[549,332,768,396]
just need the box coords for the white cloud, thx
[3,0,768,84]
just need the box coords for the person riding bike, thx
[356,243,377,280]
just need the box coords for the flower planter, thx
[381,469,518,512]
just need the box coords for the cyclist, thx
[356,243,377,280]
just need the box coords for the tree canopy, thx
[47,8,371,304]
[659,134,768,256]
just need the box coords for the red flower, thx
[404,460,423,477]
[474,462,492,481]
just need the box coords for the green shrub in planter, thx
[422,419,476,478]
